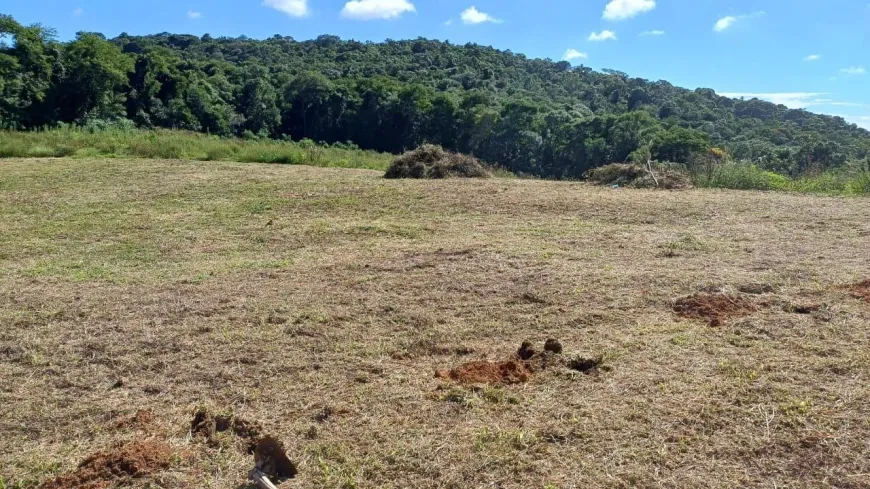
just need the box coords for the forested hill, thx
[2,14,869,177]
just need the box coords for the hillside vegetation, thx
[2,14,869,180]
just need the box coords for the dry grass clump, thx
[585,163,693,189]
[384,144,491,179]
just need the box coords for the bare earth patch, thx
[190,407,263,453]
[1,158,869,488]
[673,293,758,326]
[436,359,533,385]
[40,441,172,489]
[844,279,870,303]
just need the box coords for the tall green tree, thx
[0,15,56,127]
[56,33,133,122]
[236,66,280,136]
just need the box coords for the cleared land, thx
[1,158,869,489]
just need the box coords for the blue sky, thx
[5,0,870,128]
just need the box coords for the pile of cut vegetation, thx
[585,163,693,190]
[385,144,491,179]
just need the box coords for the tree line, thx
[2,14,868,178]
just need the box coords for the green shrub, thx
[0,139,29,158]
[697,163,786,191]
[846,172,870,195]
[698,162,870,195]
[25,145,60,157]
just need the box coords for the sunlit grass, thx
[0,127,392,171]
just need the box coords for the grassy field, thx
[1,158,869,489]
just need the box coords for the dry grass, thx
[384,145,490,179]
[1,158,869,489]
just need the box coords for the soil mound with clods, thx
[191,408,263,453]
[436,359,532,385]
[673,293,757,326]
[40,441,172,489]
[436,339,604,385]
[113,409,155,432]
[844,279,870,303]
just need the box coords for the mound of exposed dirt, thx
[190,409,297,484]
[844,279,870,303]
[436,340,604,385]
[674,293,757,326]
[40,441,172,489]
[191,408,262,453]
[113,409,154,431]
[384,144,491,179]
[436,360,532,385]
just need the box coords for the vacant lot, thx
[1,158,869,489]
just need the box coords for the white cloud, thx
[460,6,501,24]
[73,7,84,16]
[714,11,764,32]
[187,10,202,19]
[803,54,821,62]
[603,0,655,21]
[714,16,737,32]
[341,0,416,20]
[640,30,665,36]
[263,0,309,17]
[444,19,453,26]
[562,49,588,62]
[718,92,829,109]
[840,66,866,75]
[588,30,617,42]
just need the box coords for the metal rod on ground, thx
[249,468,279,489]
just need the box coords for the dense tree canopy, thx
[2,14,868,177]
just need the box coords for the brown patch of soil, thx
[437,340,587,385]
[254,436,297,480]
[113,410,154,431]
[40,441,172,489]
[674,293,757,326]
[191,408,263,453]
[436,360,532,385]
[844,280,870,303]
